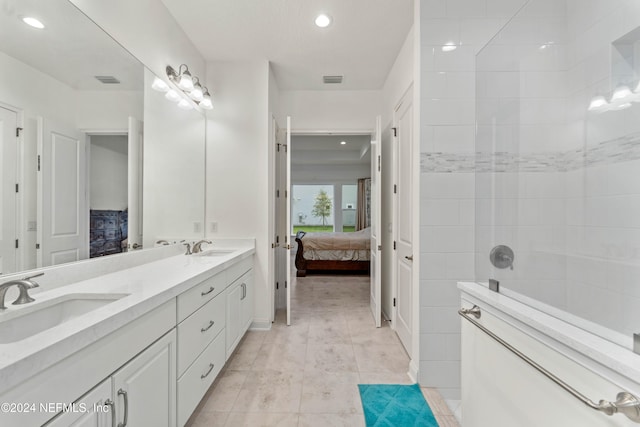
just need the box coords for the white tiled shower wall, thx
[475,0,570,310]
[419,0,525,399]
[474,0,640,342]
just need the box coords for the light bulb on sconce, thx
[199,89,213,110]
[189,78,204,102]
[610,84,633,105]
[177,99,193,110]
[152,77,169,92]
[587,95,609,112]
[165,89,181,102]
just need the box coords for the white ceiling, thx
[0,0,143,91]
[292,135,371,166]
[160,0,413,90]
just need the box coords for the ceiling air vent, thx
[94,76,121,84]
[323,75,343,84]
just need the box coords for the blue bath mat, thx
[358,383,439,427]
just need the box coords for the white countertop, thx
[0,241,255,396]
[459,281,640,391]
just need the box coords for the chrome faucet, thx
[183,242,192,255]
[192,240,212,254]
[0,272,43,310]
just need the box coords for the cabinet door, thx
[112,330,177,427]
[44,379,114,427]
[240,270,253,333]
[225,282,242,359]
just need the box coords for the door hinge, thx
[37,155,41,171]
[276,235,280,244]
[285,281,287,289]
[393,298,396,307]
[15,239,18,249]
[15,183,18,193]
[36,243,40,249]
[378,155,381,172]
[277,143,281,152]
[276,282,279,290]
[284,144,288,153]
[394,184,397,194]
[276,189,280,198]
[393,241,397,250]
[392,127,397,137]
[378,244,382,251]
[16,127,23,137]
[285,190,288,198]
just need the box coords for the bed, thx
[294,228,371,277]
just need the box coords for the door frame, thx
[0,102,24,272]
[84,129,128,257]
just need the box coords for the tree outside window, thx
[311,189,332,226]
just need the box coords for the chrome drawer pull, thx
[201,320,215,332]
[201,286,215,296]
[201,363,215,379]
[104,398,116,427]
[117,389,128,427]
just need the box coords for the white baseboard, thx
[249,319,272,331]
[408,359,419,383]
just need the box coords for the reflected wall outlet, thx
[193,222,202,233]
[210,222,218,233]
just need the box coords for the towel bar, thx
[459,305,640,423]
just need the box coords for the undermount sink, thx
[0,293,128,344]
[197,249,235,257]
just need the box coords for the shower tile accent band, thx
[421,132,640,173]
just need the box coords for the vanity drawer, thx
[177,330,225,426]
[177,271,227,322]
[177,293,225,375]
[226,256,253,283]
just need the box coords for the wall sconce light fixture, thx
[151,64,213,111]
[588,82,640,113]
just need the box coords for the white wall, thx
[381,26,415,321]
[89,135,128,210]
[205,60,271,327]
[419,0,525,399]
[279,90,381,132]
[76,91,143,130]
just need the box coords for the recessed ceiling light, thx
[441,43,457,52]
[22,16,45,29]
[340,141,346,145]
[315,14,332,28]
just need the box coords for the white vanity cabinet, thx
[225,268,253,359]
[45,329,177,427]
[45,380,113,427]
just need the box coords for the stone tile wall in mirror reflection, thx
[0,0,206,277]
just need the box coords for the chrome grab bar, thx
[459,305,640,423]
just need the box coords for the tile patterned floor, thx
[186,272,459,427]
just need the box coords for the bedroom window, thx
[292,185,335,233]
[341,184,357,232]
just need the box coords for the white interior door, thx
[0,106,18,274]
[128,117,144,249]
[370,116,382,327]
[285,116,292,326]
[37,117,87,267]
[394,92,414,353]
